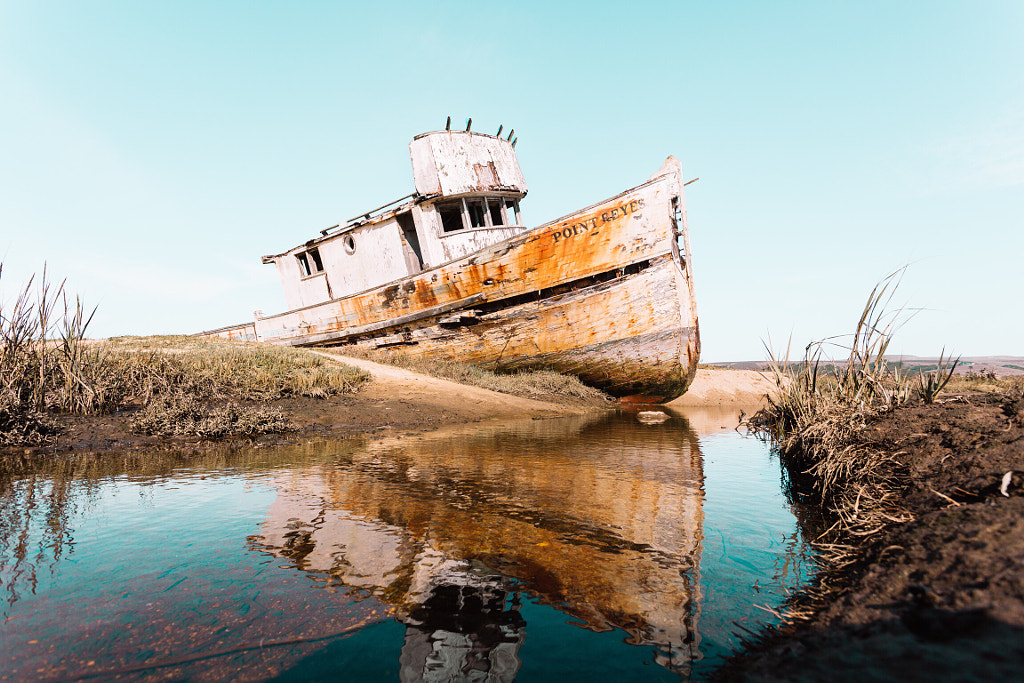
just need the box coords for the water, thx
[0,407,816,681]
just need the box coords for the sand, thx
[669,367,776,408]
[313,351,589,421]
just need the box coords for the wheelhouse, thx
[262,130,528,311]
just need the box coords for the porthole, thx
[344,235,356,254]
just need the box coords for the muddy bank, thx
[5,361,776,463]
[720,392,1024,681]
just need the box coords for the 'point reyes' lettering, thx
[550,198,644,244]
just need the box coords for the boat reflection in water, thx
[248,410,705,678]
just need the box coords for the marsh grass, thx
[104,336,370,402]
[0,265,101,442]
[0,404,57,446]
[1,265,369,444]
[945,372,1024,395]
[129,393,294,437]
[917,349,958,404]
[751,269,960,554]
[333,345,610,402]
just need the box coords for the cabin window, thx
[343,235,356,254]
[437,197,522,233]
[438,202,465,233]
[310,248,324,271]
[296,248,324,277]
[488,200,503,226]
[466,200,487,228]
[504,200,520,225]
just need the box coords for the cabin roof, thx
[259,194,418,262]
[411,129,510,142]
[262,128,526,263]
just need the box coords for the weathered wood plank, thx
[370,256,699,401]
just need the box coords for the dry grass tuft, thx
[945,372,1024,395]
[0,397,58,446]
[0,264,110,415]
[745,271,934,624]
[129,393,294,437]
[750,269,955,548]
[104,336,370,402]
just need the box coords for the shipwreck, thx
[200,124,700,402]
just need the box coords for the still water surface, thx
[1,407,815,681]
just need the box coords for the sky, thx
[1,0,1022,362]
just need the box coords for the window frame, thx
[296,247,325,278]
[436,196,523,234]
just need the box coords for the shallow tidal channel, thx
[1,408,816,681]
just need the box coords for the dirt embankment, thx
[721,392,1024,681]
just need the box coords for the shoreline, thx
[2,353,608,464]
[718,391,1024,681]
[4,365,769,462]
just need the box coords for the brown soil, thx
[721,392,1024,682]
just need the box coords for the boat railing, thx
[320,192,420,235]
[437,224,525,239]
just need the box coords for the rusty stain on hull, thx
[384,256,699,401]
[199,133,699,403]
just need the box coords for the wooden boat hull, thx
[202,161,699,403]
[380,255,699,402]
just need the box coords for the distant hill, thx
[707,356,1024,378]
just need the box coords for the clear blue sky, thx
[2,1,1021,361]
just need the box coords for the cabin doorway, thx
[396,213,424,273]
